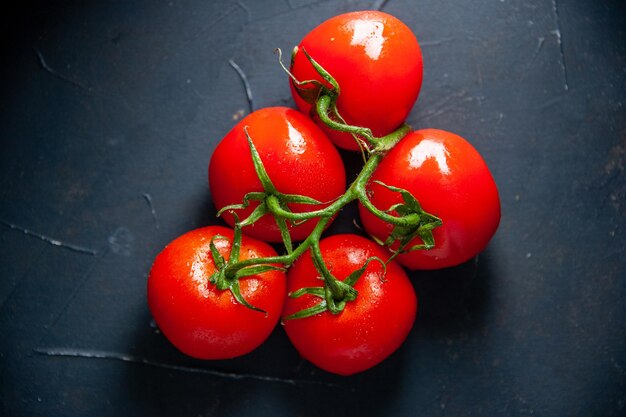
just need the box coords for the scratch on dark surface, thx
[229,59,254,113]
[192,86,211,100]
[37,249,107,346]
[371,0,389,10]
[479,112,505,126]
[420,38,456,47]
[286,0,332,9]
[539,92,568,109]
[142,193,160,230]
[418,89,469,121]
[0,279,20,313]
[605,139,625,176]
[419,107,448,122]
[527,36,545,69]
[432,89,469,109]
[108,227,134,256]
[463,34,489,49]
[610,357,625,376]
[189,4,243,42]
[0,219,98,256]
[236,1,251,22]
[34,347,341,388]
[0,225,59,312]
[34,48,92,92]
[551,0,569,91]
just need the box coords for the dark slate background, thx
[1,1,625,416]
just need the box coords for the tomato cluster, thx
[147,10,500,376]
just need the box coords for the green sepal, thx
[216,192,265,218]
[289,287,325,299]
[325,284,350,315]
[281,194,323,205]
[275,214,293,253]
[282,286,327,321]
[283,302,327,321]
[230,218,243,260]
[300,48,340,93]
[245,128,277,194]
[237,202,268,227]
[209,235,228,271]
[374,181,424,214]
[282,256,384,321]
[275,47,327,105]
[229,280,267,315]
[371,180,443,257]
[207,219,271,314]
[344,256,386,286]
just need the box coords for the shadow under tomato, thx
[410,246,497,337]
[121,248,495,417]
[122,242,492,417]
[124,312,408,416]
[276,335,411,417]
[123,308,313,417]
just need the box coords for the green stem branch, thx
[222,127,408,279]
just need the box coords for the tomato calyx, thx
[283,254,386,321]
[208,218,285,314]
[279,47,417,156]
[278,48,381,154]
[358,181,443,262]
[279,47,331,108]
[216,127,323,253]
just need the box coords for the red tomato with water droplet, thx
[359,129,501,270]
[282,234,417,376]
[209,107,346,242]
[290,11,423,150]
[147,226,286,359]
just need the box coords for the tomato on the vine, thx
[147,226,286,359]
[209,107,346,242]
[282,234,417,376]
[290,11,423,151]
[359,129,501,270]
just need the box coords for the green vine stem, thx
[218,123,440,315]
[212,49,443,318]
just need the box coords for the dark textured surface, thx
[1,1,625,416]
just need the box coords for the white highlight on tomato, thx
[191,244,211,298]
[408,139,451,175]
[350,19,385,60]
[287,121,307,155]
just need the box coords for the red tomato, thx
[359,129,501,270]
[282,234,417,376]
[209,107,346,242]
[147,226,286,359]
[290,11,423,150]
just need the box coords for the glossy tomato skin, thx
[209,107,346,242]
[290,11,423,150]
[282,234,417,376]
[147,226,286,359]
[359,129,501,270]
